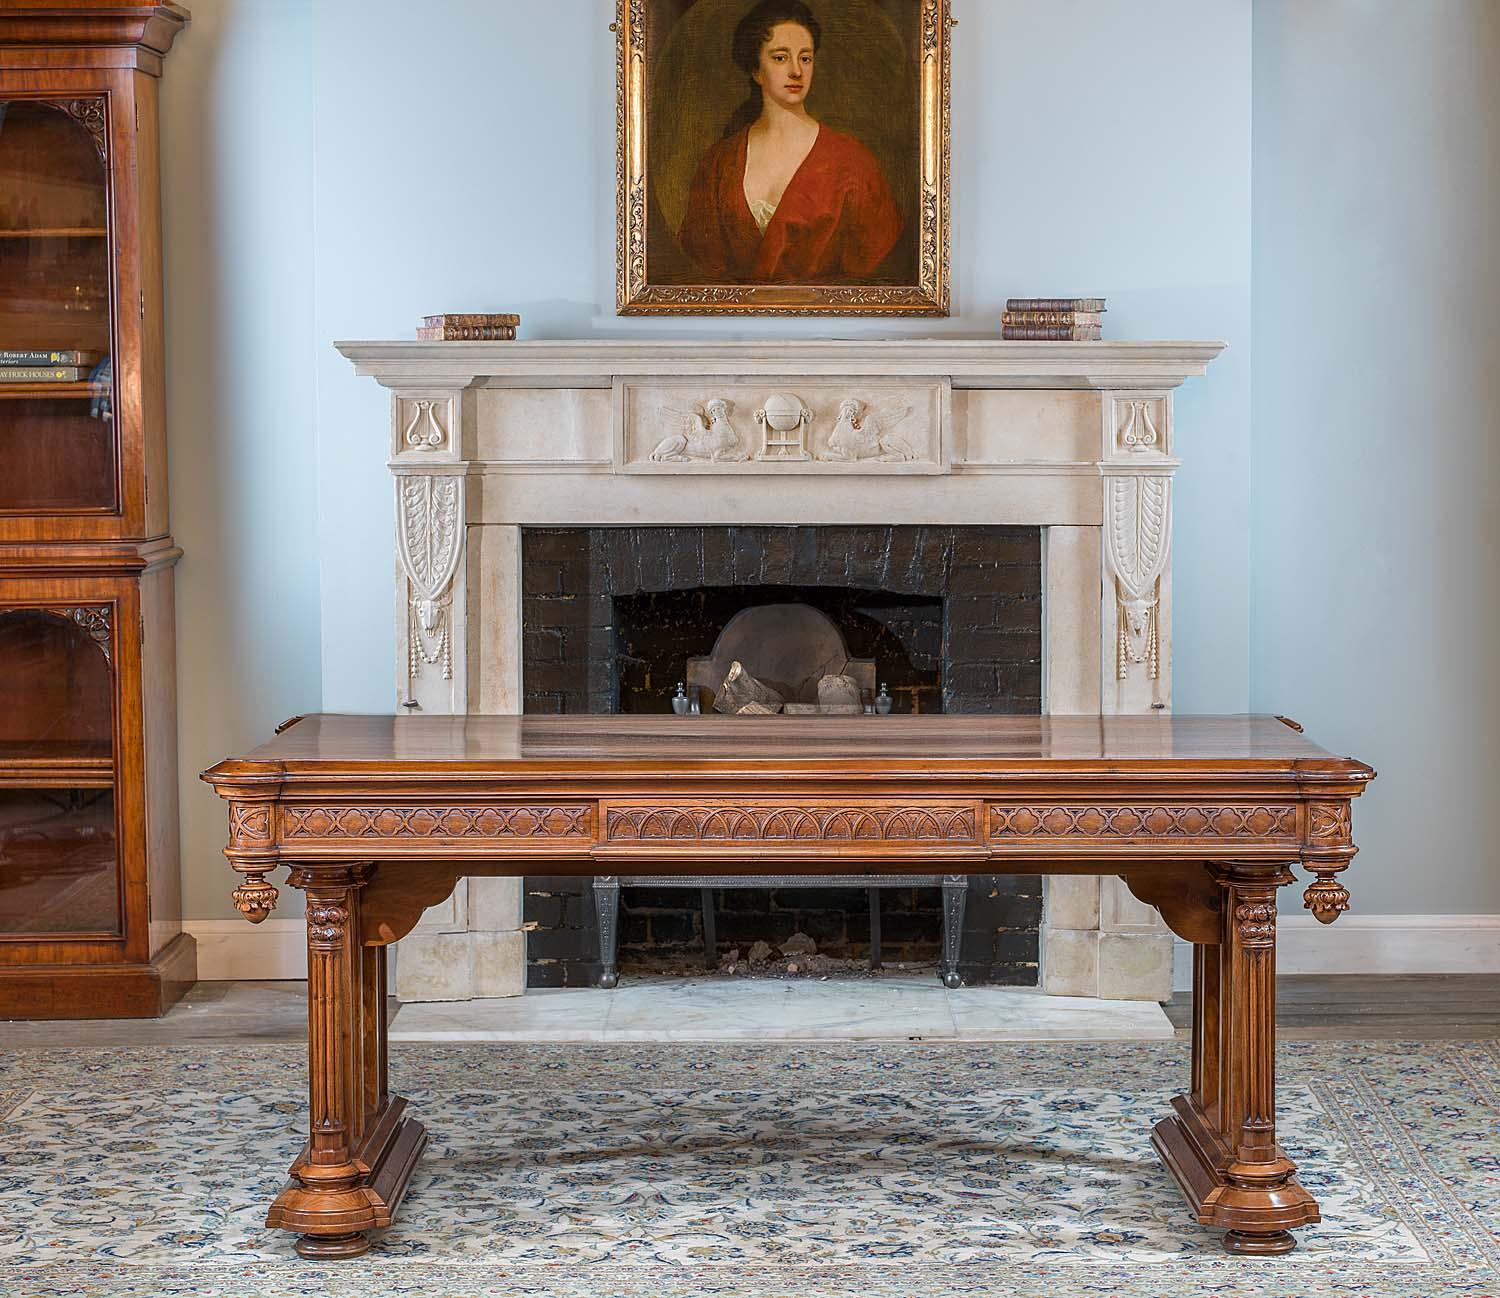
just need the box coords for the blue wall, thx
[162,0,321,919]
[163,1,1500,925]
[1251,1,1500,913]
[308,0,1252,721]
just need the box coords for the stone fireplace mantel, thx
[337,337,1225,1003]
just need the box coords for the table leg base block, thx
[267,1099,428,1249]
[294,1231,370,1259]
[1223,1229,1297,1255]
[1152,1097,1320,1240]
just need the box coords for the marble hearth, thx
[337,338,1225,1003]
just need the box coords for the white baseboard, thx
[186,919,306,981]
[1172,915,1500,991]
[191,915,1500,989]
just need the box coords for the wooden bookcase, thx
[0,3,194,1017]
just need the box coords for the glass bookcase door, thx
[0,608,119,936]
[0,98,118,515]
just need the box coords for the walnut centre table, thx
[202,713,1374,1260]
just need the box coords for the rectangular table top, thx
[205,714,1372,784]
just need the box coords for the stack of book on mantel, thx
[1001,298,1105,341]
[417,313,520,341]
[0,347,105,382]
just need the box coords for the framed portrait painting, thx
[616,0,952,316]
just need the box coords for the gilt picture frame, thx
[616,0,951,316]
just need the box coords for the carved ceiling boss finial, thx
[232,877,279,925]
[227,802,278,923]
[1303,802,1355,923]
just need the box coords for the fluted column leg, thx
[1151,862,1317,1254]
[267,866,374,1257]
[1215,866,1313,1254]
[265,864,427,1260]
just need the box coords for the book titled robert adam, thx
[417,313,520,342]
[0,348,104,367]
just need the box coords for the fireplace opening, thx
[520,525,1043,989]
[615,586,941,715]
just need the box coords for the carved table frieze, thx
[282,804,593,842]
[988,802,1299,844]
[603,801,979,845]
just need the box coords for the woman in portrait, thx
[677,0,905,284]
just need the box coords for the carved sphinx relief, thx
[617,380,949,474]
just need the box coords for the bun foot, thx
[1222,1229,1296,1256]
[599,972,619,990]
[295,1231,370,1259]
[942,970,962,989]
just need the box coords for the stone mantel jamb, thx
[341,339,1225,1004]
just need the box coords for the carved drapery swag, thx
[1105,474,1172,681]
[397,474,463,682]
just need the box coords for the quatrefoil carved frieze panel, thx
[989,804,1298,842]
[282,804,593,841]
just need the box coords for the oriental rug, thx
[0,1040,1495,1297]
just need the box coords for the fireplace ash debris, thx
[780,932,818,958]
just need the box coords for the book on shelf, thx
[419,312,520,341]
[417,322,522,339]
[0,349,104,367]
[1001,310,1103,328]
[422,313,520,327]
[1005,297,1106,313]
[0,365,94,382]
[1001,326,1103,341]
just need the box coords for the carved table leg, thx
[1152,863,1317,1255]
[940,875,967,988]
[595,876,621,989]
[267,865,428,1259]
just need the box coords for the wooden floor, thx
[1,974,1496,1045]
[1166,973,1500,1039]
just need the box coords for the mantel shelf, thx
[337,338,1227,393]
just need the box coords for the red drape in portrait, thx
[677,126,904,283]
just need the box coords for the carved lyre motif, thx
[1117,400,1161,452]
[402,399,447,451]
